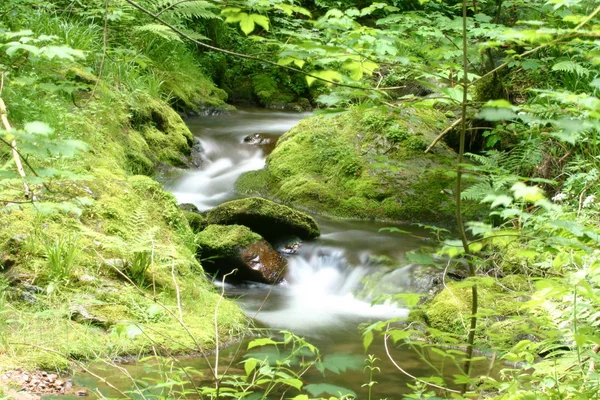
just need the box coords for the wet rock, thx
[189,138,205,167]
[0,252,15,271]
[178,204,206,233]
[178,203,201,213]
[243,133,279,153]
[196,224,287,283]
[205,197,319,241]
[69,304,109,328]
[22,284,44,294]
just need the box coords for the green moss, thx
[205,197,320,240]
[129,95,194,169]
[0,84,245,374]
[183,211,207,233]
[500,274,531,292]
[196,224,262,259]
[235,107,481,224]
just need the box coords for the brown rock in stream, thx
[196,224,287,283]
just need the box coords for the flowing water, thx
[70,108,483,398]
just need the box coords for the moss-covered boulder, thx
[128,96,196,170]
[179,203,207,233]
[422,279,533,349]
[235,107,481,225]
[196,224,287,283]
[205,197,319,240]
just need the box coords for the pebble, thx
[0,369,78,395]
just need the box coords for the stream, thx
[70,108,480,398]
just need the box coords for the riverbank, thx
[0,9,249,377]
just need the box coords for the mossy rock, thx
[129,96,195,169]
[183,211,207,233]
[196,224,286,283]
[235,107,482,225]
[205,197,320,240]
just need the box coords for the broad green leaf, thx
[251,14,269,32]
[243,358,259,376]
[247,337,277,350]
[5,42,39,57]
[24,121,53,136]
[239,14,254,35]
[306,70,342,86]
[278,378,303,390]
[363,330,373,350]
[511,182,545,202]
[321,352,363,374]
[304,383,356,397]
[39,45,85,61]
[476,108,517,121]
[0,170,19,180]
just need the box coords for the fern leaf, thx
[552,60,590,77]
[172,2,219,19]
[135,24,182,42]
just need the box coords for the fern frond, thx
[169,1,220,19]
[501,139,544,176]
[135,24,183,42]
[461,180,495,201]
[552,60,590,77]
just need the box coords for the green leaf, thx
[363,330,373,350]
[476,108,517,121]
[304,383,356,397]
[239,14,254,35]
[321,352,364,374]
[243,358,259,376]
[5,42,39,57]
[24,121,53,136]
[511,182,545,202]
[251,14,269,32]
[39,45,85,61]
[306,70,342,86]
[278,378,303,390]
[247,337,277,350]
[0,170,19,180]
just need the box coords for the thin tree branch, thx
[0,75,30,198]
[424,118,463,154]
[383,327,461,394]
[123,0,372,90]
[459,0,478,393]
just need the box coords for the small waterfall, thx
[171,138,265,210]
[168,108,425,334]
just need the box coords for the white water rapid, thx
[169,108,423,334]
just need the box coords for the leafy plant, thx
[44,235,78,283]
[123,250,152,288]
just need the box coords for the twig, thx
[0,74,30,198]
[213,269,237,382]
[383,327,460,394]
[82,0,109,107]
[171,259,183,322]
[577,180,594,217]
[588,345,600,373]
[424,118,463,154]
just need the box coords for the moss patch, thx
[0,84,245,374]
[205,197,320,240]
[235,107,481,225]
[196,224,262,259]
[423,279,532,349]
